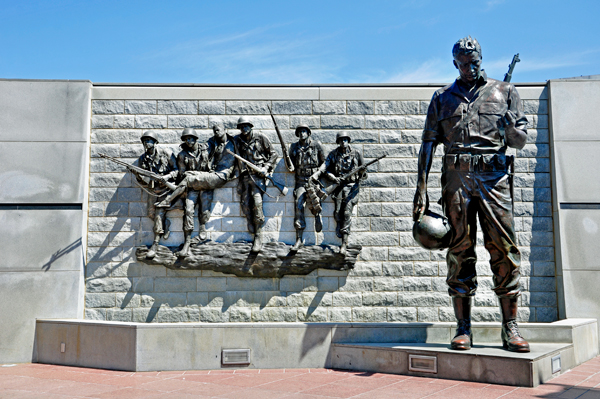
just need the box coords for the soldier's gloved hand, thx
[502,110,516,129]
[257,167,268,178]
[327,173,340,184]
[310,172,320,182]
[412,188,429,222]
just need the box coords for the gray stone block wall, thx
[86,92,555,324]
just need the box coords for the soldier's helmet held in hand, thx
[295,124,312,137]
[236,116,254,129]
[181,128,199,140]
[413,210,452,250]
[141,131,159,143]
[336,131,351,144]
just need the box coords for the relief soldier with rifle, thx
[233,116,278,253]
[287,124,326,252]
[413,36,530,352]
[155,125,237,256]
[311,132,367,255]
[100,131,179,259]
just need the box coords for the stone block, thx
[332,292,362,307]
[405,115,427,129]
[115,293,141,308]
[114,115,135,128]
[320,115,364,129]
[387,307,418,322]
[125,100,156,114]
[352,307,387,322]
[404,277,432,291]
[251,307,297,322]
[92,115,114,128]
[85,293,115,308]
[373,277,403,292]
[272,101,312,114]
[141,293,187,307]
[135,116,167,129]
[313,101,346,115]
[298,307,328,322]
[363,292,397,306]
[92,100,124,115]
[153,277,197,293]
[375,101,419,115]
[157,100,198,115]
[198,101,226,115]
[226,101,270,114]
[290,115,320,129]
[417,307,439,322]
[348,101,374,115]
[365,115,404,129]
[168,115,208,129]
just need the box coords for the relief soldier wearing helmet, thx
[287,124,326,252]
[312,131,366,255]
[233,116,278,253]
[133,131,179,259]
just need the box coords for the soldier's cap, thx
[236,116,254,129]
[336,131,351,143]
[181,128,199,140]
[140,131,159,143]
[295,124,312,137]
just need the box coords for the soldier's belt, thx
[297,168,318,177]
[443,153,513,173]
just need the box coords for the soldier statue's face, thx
[184,136,197,148]
[339,137,350,149]
[142,138,156,152]
[453,52,482,84]
[213,126,226,142]
[298,128,309,141]
[240,124,252,137]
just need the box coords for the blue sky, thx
[1,0,598,84]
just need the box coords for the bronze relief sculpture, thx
[413,36,530,352]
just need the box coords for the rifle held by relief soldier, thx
[225,149,288,196]
[99,153,178,191]
[268,105,295,173]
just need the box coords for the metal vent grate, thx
[552,355,562,374]
[222,349,251,365]
[408,354,437,373]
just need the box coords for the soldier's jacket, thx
[324,145,365,182]
[177,143,210,181]
[136,147,178,195]
[290,139,325,179]
[206,134,236,181]
[422,71,528,155]
[233,132,277,174]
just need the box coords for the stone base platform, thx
[34,319,598,387]
[331,342,574,387]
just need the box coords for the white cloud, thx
[135,26,344,83]
[386,59,457,83]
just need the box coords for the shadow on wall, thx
[42,238,82,272]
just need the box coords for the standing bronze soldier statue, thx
[133,131,179,259]
[233,116,278,253]
[413,36,530,352]
[288,124,326,252]
[156,125,237,256]
[312,132,366,255]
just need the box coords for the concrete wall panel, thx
[0,271,82,363]
[0,210,84,272]
[549,81,600,141]
[0,80,91,142]
[0,142,88,203]
[558,209,600,271]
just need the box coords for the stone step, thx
[331,342,574,387]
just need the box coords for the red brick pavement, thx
[1,356,599,398]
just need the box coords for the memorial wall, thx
[84,84,555,324]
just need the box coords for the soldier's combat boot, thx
[198,225,208,241]
[162,219,171,240]
[177,232,192,257]
[291,230,304,252]
[251,226,263,253]
[146,240,160,259]
[339,234,349,255]
[315,213,323,233]
[450,297,473,350]
[500,297,530,352]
